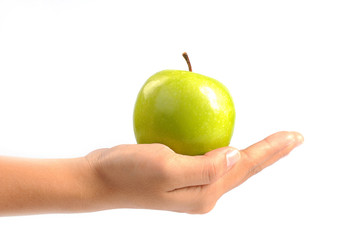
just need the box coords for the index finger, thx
[242,131,303,171]
[217,131,303,193]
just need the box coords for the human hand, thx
[84,131,303,214]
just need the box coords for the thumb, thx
[171,147,240,188]
[205,147,240,172]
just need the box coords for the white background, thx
[0,0,360,239]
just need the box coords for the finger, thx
[168,147,241,189]
[216,131,303,193]
[254,132,304,175]
[242,131,303,173]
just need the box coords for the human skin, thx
[0,131,303,216]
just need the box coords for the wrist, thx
[69,155,109,213]
[78,149,117,213]
[81,147,132,212]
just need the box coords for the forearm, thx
[0,155,94,216]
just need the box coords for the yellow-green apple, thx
[133,53,235,155]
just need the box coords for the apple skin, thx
[133,70,235,156]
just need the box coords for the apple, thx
[133,53,235,155]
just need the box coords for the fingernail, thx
[226,149,240,170]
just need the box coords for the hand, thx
[85,131,303,214]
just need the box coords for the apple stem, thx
[182,52,192,72]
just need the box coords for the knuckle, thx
[241,150,255,166]
[249,165,263,176]
[241,151,264,176]
[263,138,274,151]
[202,161,218,183]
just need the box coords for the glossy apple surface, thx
[133,70,235,155]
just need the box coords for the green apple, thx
[133,53,235,155]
